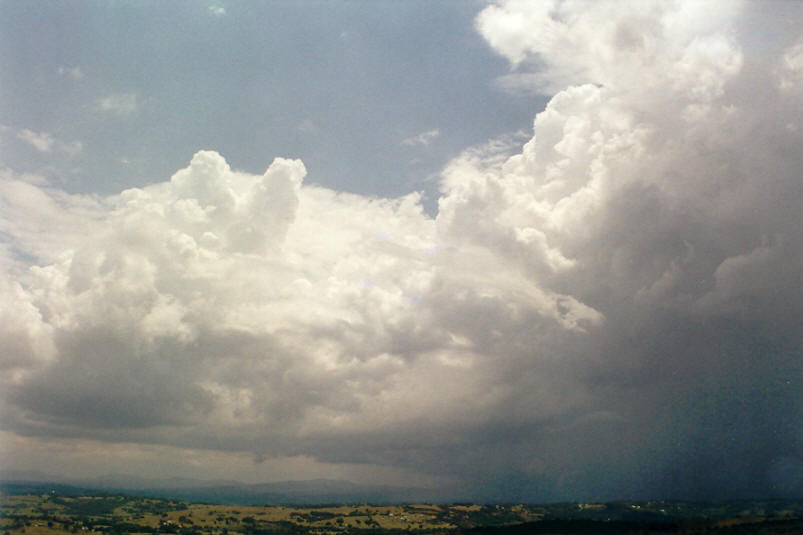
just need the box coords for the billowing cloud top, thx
[1,0,802,501]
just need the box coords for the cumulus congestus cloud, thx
[1,0,801,501]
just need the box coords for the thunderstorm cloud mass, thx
[0,0,801,502]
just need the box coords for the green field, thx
[2,492,802,535]
[1,496,519,535]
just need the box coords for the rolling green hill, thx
[2,488,802,535]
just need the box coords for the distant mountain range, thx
[0,470,450,505]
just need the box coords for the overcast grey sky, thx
[1,0,802,502]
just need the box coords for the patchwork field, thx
[0,495,523,535]
[2,492,802,535]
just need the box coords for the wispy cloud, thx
[97,93,138,116]
[297,119,319,134]
[777,39,803,92]
[402,129,440,147]
[17,129,54,152]
[15,129,82,156]
[57,65,84,81]
[60,140,83,157]
[208,5,226,17]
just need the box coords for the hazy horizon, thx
[1,0,801,503]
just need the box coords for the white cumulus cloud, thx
[1,0,802,501]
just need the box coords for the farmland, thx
[1,495,525,535]
[2,491,802,535]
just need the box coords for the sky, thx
[0,0,801,503]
